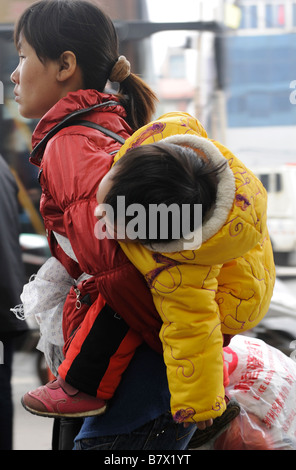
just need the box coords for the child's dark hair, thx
[14,0,157,130]
[104,143,227,244]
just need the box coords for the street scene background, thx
[0,0,296,450]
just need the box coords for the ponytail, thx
[117,73,158,131]
[109,55,158,130]
[109,55,157,130]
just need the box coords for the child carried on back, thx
[95,111,276,427]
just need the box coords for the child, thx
[95,111,276,426]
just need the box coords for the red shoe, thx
[21,377,107,418]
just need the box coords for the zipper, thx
[74,286,82,310]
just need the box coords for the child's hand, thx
[196,419,213,430]
[183,419,213,429]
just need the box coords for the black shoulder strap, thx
[30,101,126,160]
[60,119,126,145]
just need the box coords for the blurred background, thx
[0,0,296,449]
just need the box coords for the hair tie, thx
[109,56,131,83]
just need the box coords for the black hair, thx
[14,0,157,130]
[104,143,227,244]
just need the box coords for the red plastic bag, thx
[214,409,274,450]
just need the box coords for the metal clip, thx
[74,287,82,310]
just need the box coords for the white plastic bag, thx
[200,335,296,450]
[11,257,75,374]
[13,257,74,345]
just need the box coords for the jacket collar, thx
[30,89,125,166]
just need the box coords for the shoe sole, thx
[21,397,107,419]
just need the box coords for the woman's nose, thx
[10,67,19,84]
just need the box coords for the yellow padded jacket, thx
[113,112,276,423]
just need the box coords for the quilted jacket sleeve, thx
[40,132,115,276]
[151,260,226,423]
[119,242,227,423]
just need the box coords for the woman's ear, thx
[56,51,78,82]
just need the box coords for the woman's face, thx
[10,35,64,119]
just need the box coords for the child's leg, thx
[21,294,142,418]
[58,294,143,400]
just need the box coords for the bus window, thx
[275,173,283,192]
[259,174,269,191]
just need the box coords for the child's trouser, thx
[58,293,232,401]
[58,293,142,400]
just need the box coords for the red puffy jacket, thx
[30,89,162,354]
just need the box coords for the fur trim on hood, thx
[145,133,236,253]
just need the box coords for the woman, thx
[11,0,196,450]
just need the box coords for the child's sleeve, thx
[119,242,227,424]
[151,260,226,424]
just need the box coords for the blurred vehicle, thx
[20,233,50,282]
[248,277,296,358]
[254,165,296,265]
